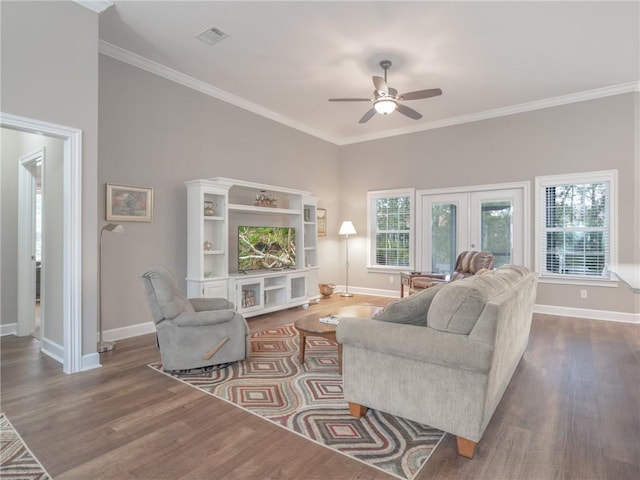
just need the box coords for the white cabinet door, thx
[235,278,264,314]
[203,280,227,299]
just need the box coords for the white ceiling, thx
[97,1,640,145]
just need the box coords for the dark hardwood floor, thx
[1,294,639,479]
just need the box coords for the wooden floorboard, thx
[1,295,639,479]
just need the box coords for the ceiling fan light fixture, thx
[374,98,397,115]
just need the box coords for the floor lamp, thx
[339,221,357,297]
[98,223,124,353]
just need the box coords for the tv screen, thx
[238,226,296,271]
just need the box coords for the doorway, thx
[416,182,530,274]
[17,148,44,340]
[1,113,83,374]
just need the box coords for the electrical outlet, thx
[389,275,395,284]
[580,289,588,299]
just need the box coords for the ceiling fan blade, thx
[372,76,388,95]
[396,103,423,120]
[399,88,443,101]
[359,108,377,124]
[328,98,371,102]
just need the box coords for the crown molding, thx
[98,41,638,146]
[74,1,113,14]
[98,41,340,145]
[339,81,640,145]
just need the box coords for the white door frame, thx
[416,181,531,271]
[2,112,83,374]
[17,148,44,337]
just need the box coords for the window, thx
[535,170,617,282]
[367,189,414,270]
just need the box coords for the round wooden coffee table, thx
[294,305,383,374]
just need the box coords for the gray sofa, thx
[141,267,250,372]
[336,265,537,458]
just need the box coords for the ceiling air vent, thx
[196,25,229,46]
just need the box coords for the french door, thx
[417,183,529,275]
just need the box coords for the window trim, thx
[534,170,618,285]
[366,188,415,272]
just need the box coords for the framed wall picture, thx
[106,183,153,222]
[317,208,327,236]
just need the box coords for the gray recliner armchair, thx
[141,266,250,372]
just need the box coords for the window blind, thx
[540,181,610,278]
[368,190,413,269]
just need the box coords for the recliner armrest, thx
[171,310,237,327]
[337,318,493,373]
[189,297,235,312]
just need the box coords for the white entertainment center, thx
[185,177,319,317]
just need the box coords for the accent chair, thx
[409,250,495,294]
[140,266,250,372]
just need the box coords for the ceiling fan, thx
[329,60,442,124]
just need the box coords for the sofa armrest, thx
[337,317,493,373]
[171,310,236,327]
[189,297,235,312]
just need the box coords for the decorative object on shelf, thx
[106,183,153,222]
[317,208,327,236]
[204,271,213,278]
[319,283,335,298]
[339,220,357,297]
[242,290,256,308]
[304,208,311,222]
[204,201,215,216]
[98,223,124,353]
[203,240,213,251]
[254,190,278,207]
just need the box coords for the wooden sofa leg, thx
[456,436,477,458]
[348,402,368,418]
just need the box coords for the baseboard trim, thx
[334,285,399,298]
[82,353,102,371]
[102,321,156,342]
[339,285,639,324]
[41,337,64,364]
[0,323,17,336]
[534,304,639,324]
[98,298,638,345]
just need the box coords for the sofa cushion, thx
[374,282,446,326]
[427,267,523,334]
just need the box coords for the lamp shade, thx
[339,221,357,236]
[102,223,124,233]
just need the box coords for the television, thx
[238,226,296,272]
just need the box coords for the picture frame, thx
[106,183,153,222]
[317,208,327,236]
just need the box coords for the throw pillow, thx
[374,282,446,326]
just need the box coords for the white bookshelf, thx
[185,177,319,316]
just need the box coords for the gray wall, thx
[1,1,100,353]
[0,129,65,345]
[98,55,342,331]
[340,93,639,313]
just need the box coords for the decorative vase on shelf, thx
[204,202,215,216]
[255,190,277,208]
[203,240,213,251]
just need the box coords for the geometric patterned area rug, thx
[149,324,445,480]
[0,413,51,480]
